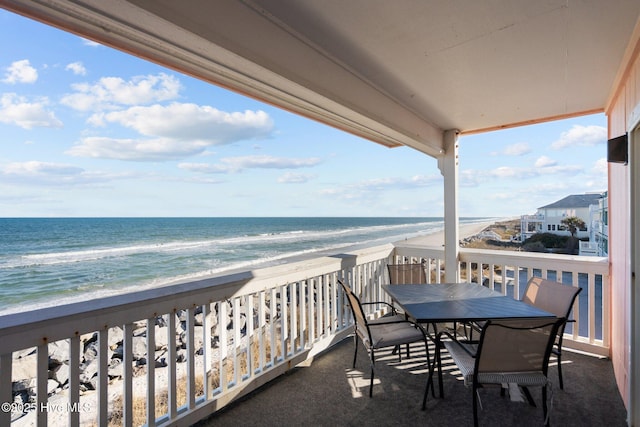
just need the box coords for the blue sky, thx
[0,10,607,218]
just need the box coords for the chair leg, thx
[369,350,375,397]
[437,341,444,398]
[522,386,536,407]
[421,339,435,410]
[472,385,479,427]
[352,335,358,368]
[542,383,549,426]
[422,371,432,410]
[556,349,564,389]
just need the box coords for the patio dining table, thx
[381,283,557,400]
[381,282,555,324]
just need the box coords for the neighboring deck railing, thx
[0,242,609,426]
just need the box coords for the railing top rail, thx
[458,248,608,274]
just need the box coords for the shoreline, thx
[0,218,502,316]
[399,219,499,246]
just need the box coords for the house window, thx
[548,225,552,231]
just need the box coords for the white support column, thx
[438,129,460,283]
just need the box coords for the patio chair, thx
[387,262,428,284]
[521,277,583,389]
[435,318,561,426]
[338,279,431,397]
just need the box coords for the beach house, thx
[1,1,639,426]
[519,193,605,241]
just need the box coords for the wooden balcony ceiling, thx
[4,0,640,156]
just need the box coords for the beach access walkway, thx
[197,336,626,426]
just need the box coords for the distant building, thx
[585,191,608,256]
[519,193,608,256]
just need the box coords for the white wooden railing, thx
[0,242,609,426]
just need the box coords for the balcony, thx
[198,332,626,426]
[0,242,615,426]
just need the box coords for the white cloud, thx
[2,160,137,186]
[277,172,314,183]
[180,155,322,174]
[460,161,581,187]
[551,125,606,149]
[503,142,531,156]
[61,73,181,111]
[320,174,442,201]
[592,157,608,176]
[69,103,275,161]
[96,103,273,143]
[2,60,38,84]
[534,156,557,167]
[65,62,87,76]
[66,136,210,161]
[2,161,86,185]
[0,93,62,129]
[4,161,83,176]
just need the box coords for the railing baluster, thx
[203,304,213,398]
[146,317,156,427]
[68,335,80,427]
[232,298,241,385]
[281,285,288,358]
[309,278,316,345]
[258,291,266,372]
[571,278,581,341]
[123,323,133,427]
[602,272,611,348]
[186,307,196,409]
[0,353,12,427]
[300,280,307,350]
[98,329,108,426]
[167,312,177,418]
[291,282,298,354]
[325,274,332,334]
[269,288,277,366]
[247,295,254,377]
[36,342,47,427]
[588,273,596,345]
[219,302,228,392]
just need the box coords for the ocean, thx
[0,217,486,315]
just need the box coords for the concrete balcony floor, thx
[196,337,627,426]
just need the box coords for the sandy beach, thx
[401,220,498,246]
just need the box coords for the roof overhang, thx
[2,0,640,158]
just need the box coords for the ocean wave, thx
[2,221,442,269]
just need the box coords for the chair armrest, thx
[361,301,397,314]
